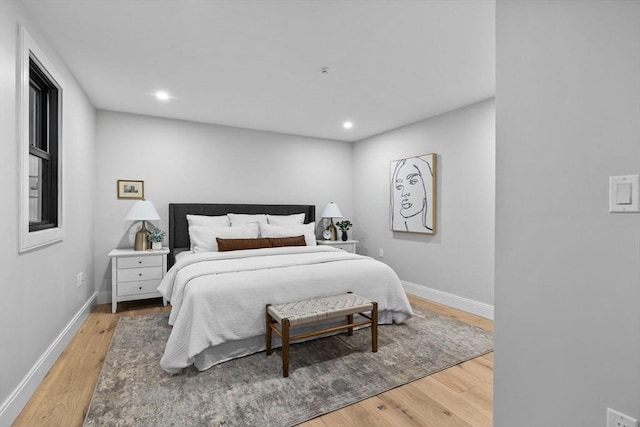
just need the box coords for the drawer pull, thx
[138,261,142,264]
[138,273,142,276]
[139,286,142,290]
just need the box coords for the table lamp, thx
[320,202,343,241]
[126,200,160,251]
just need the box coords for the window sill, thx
[19,226,64,253]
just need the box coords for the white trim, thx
[18,24,65,253]
[402,280,494,320]
[0,293,96,427]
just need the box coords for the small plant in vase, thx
[148,227,166,250]
[335,220,352,242]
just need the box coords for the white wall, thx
[0,1,96,425]
[94,110,353,302]
[495,1,640,426]
[353,99,495,316]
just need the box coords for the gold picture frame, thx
[117,180,144,200]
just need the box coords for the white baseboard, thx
[0,293,97,427]
[402,280,494,320]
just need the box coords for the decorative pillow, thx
[259,222,317,246]
[189,223,260,253]
[268,235,306,248]
[186,214,230,228]
[228,213,268,226]
[216,235,306,252]
[266,213,305,225]
[216,237,271,252]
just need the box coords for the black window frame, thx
[28,56,59,232]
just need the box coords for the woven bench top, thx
[268,293,374,327]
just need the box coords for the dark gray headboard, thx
[168,203,315,267]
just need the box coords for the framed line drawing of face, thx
[390,153,436,234]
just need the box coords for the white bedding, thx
[157,246,413,373]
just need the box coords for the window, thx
[19,26,64,252]
[28,57,59,232]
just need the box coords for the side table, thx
[108,248,169,313]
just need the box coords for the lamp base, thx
[134,221,150,251]
[328,219,337,241]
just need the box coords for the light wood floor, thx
[13,294,493,427]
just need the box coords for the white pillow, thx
[266,213,305,225]
[186,214,230,228]
[228,213,268,226]
[259,222,317,246]
[189,223,260,253]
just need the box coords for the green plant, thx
[148,227,166,243]
[335,220,352,231]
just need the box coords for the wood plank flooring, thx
[12,294,493,427]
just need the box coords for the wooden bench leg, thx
[371,302,378,353]
[265,304,273,356]
[347,314,354,336]
[282,318,290,377]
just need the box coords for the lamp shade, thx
[125,200,160,221]
[320,202,343,219]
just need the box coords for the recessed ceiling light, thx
[343,121,353,129]
[154,91,170,101]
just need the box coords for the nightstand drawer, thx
[332,244,355,253]
[118,279,162,297]
[117,266,163,283]
[118,255,163,269]
[317,240,357,254]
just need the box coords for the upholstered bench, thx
[265,293,378,377]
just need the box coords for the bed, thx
[158,203,413,374]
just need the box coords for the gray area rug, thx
[84,305,492,426]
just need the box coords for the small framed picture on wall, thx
[117,180,144,199]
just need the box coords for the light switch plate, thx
[610,175,640,213]
[607,408,638,427]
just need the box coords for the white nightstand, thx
[108,248,169,313]
[317,239,358,254]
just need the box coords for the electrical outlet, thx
[378,248,384,258]
[76,272,84,288]
[608,408,638,427]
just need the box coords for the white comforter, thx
[157,246,412,373]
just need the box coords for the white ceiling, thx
[22,0,495,142]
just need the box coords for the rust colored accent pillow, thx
[267,235,306,248]
[216,236,306,252]
[216,237,271,252]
